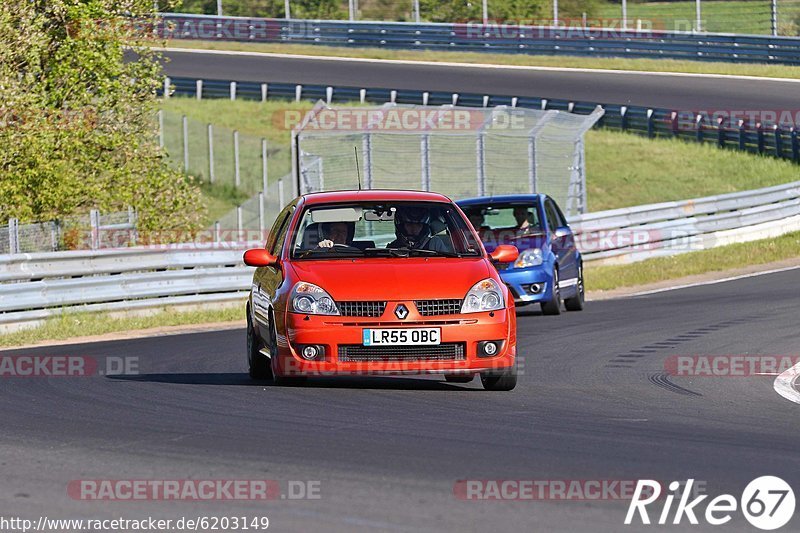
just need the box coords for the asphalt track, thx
[160,49,800,111]
[2,268,799,531]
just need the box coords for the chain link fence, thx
[1,209,137,254]
[293,104,603,217]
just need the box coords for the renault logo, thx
[394,304,409,320]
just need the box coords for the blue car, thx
[456,195,584,315]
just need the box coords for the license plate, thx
[362,328,441,346]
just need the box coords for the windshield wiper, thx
[406,249,463,258]
[295,248,363,259]
[363,247,410,257]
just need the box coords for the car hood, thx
[289,258,492,300]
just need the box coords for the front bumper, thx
[499,266,554,305]
[278,306,515,376]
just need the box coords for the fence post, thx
[482,0,488,25]
[528,134,537,193]
[233,130,241,188]
[230,81,236,101]
[214,221,221,243]
[792,128,799,162]
[771,0,778,37]
[236,205,243,240]
[8,218,19,254]
[622,0,628,30]
[258,192,265,237]
[163,76,170,99]
[362,134,373,189]
[738,120,746,150]
[207,124,215,183]
[157,109,164,148]
[774,125,783,157]
[90,209,100,250]
[695,0,702,31]
[413,0,420,23]
[757,123,765,153]
[196,79,203,100]
[420,134,431,191]
[261,138,269,193]
[553,0,559,25]
[476,131,486,196]
[182,115,189,173]
[717,116,725,148]
[285,0,290,19]
[278,178,285,209]
[50,220,60,252]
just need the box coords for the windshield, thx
[461,203,544,245]
[290,201,482,260]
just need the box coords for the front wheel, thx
[247,311,272,380]
[480,363,517,391]
[540,268,562,316]
[564,264,585,312]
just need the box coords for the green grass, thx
[586,230,800,291]
[0,305,244,348]
[584,129,800,211]
[163,40,800,80]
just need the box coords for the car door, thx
[252,203,295,328]
[545,197,579,283]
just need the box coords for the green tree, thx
[0,0,204,235]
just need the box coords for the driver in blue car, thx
[387,206,453,253]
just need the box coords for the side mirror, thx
[554,227,571,239]
[490,245,519,264]
[243,249,279,268]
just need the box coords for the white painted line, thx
[622,264,800,298]
[774,362,800,405]
[158,47,800,84]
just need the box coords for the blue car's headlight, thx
[514,248,543,268]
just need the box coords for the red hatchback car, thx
[243,190,520,390]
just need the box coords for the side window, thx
[266,204,294,255]
[544,200,559,233]
[550,199,568,228]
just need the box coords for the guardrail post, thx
[233,130,241,188]
[738,120,746,151]
[390,90,397,103]
[163,76,170,99]
[670,111,678,137]
[717,117,725,148]
[695,114,704,143]
[196,79,203,100]
[295,84,302,102]
[8,218,19,254]
[261,83,268,102]
[452,93,459,106]
[230,81,236,101]
[757,123,765,153]
[541,99,548,110]
[422,92,429,106]
[620,106,628,132]
[261,138,269,193]
[207,124,215,183]
[326,86,333,104]
[511,97,518,108]
[90,209,100,250]
[360,89,366,104]
[791,128,799,162]
[482,96,489,107]
[182,115,189,173]
[774,125,783,158]
[646,108,654,138]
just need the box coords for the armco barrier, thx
[163,76,800,164]
[158,14,800,65]
[2,181,799,329]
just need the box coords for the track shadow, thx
[107,373,478,391]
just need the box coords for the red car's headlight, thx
[291,282,340,315]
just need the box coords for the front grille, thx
[338,343,466,362]
[338,301,387,317]
[414,299,462,316]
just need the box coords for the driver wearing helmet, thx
[387,205,451,252]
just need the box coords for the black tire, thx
[480,362,517,391]
[247,310,273,380]
[444,374,474,384]
[540,268,562,316]
[564,263,585,312]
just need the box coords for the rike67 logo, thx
[626,477,795,530]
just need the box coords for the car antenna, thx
[354,146,362,191]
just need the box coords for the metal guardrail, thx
[164,76,800,164]
[158,14,800,65]
[2,180,799,329]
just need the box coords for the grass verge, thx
[0,305,244,348]
[585,230,800,291]
[163,40,800,80]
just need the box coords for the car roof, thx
[301,189,452,206]
[456,194,545,207]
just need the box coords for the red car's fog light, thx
[478,340,505,358]
[299,345,326,361]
